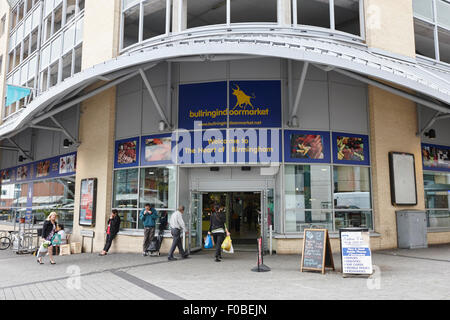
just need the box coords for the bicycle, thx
[0,231,34,251]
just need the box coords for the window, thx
[230,0,277,24]
[424,171,450,228]
[285,164,373,232]
[187,0,226,29]
[285,165,333,232]
[413,0,450,64]
[334,0,360,36]
[113,166,176,230]
[122,4,140,48]
[142,0,166,40]
[296,0,330,29]
[333,166,372,229]
[66,0,76,23]
[0,15,6,36]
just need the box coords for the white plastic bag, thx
[223,243,234,254]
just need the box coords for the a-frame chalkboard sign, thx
[300,229,335,274]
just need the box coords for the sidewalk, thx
[0,244,449,300]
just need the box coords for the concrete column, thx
[364,0,428,249]
[172,0,187,33]
[71,0,121,252]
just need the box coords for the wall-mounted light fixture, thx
[63,139,74,148]
[424,129,436,140]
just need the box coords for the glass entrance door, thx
[188,191,203,252]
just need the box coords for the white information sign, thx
[341,231,373,275]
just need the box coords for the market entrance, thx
[202,192,261,245]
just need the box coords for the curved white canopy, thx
[1,30,449,139]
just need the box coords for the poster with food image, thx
[144,136,172,162]
[114,137,140,168]
[290,134,324,159]
[422,144,450,171]
[284,130,331,163]
[59,154,76,174]
[36,160,51,177]
[333,133,370,166]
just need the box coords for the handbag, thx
[204,234,213,249]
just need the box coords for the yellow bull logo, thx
[232,85,255,110]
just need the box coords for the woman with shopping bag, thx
[37,212,58,265]
[208,205,230,262]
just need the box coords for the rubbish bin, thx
[395,210,427,249]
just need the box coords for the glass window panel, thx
[123,4,140,48]
[333,166,371,209]
[75,18,83,44]
[23,36,30,60]
[66,0,76,23]
[78,0,85,12]
[45,0,54,17]
[426,209,450,228]
[30,29,38,53]
[53,4,63,34]
[44,17,52,41]
[73,44,82,73]
[63,24,75,53]
[113,168,139,209]
[437,0,450,28]
[334,0,360,36]
[17,23,24,42]
[424,171,450,209]
[40,70,49,91]
[41,45,50,70]
[438,27,450,63]
[51,35,61,62]
[413,0,434,21]
[187,0,226,29]
[21,64,28,84]
[0,184,16,223]
[28,55,37,78]
[62,51,72,80]
[32,5,41,29]
[49,61,59,87]
[55,0,63,8]
[14,183,28,208]
[118,210,137,229]
[414,19,436,58]
[9,31,16,52]
[123,0,139,10]
[231,0,277,23]
[335,210,372,229]
[139,167,176,209]
[13,69,20,85]
[297,0,330,28]
[25,14,32,35]
[143,0,166,40]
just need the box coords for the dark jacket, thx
[42,220,56,239]
[107,215,121,236]
[209,211,226,232]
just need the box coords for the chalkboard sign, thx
[301,229,335,274]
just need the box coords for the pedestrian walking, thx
[37,212,58,265]
[208,205,230,262]
[139,203,158,256]
[99,209,121,256]
[167,205,189,261]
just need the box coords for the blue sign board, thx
[140,134,175,166]
[228,80,281,128]
[178,80,282,130]
[422,143,450,172]
[332,132,370,166]
[284,130,331,164]
[114,137,140,169]
[0,152,77,185]
[178,81,228,130]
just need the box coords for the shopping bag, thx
[223,243,234,254]
[221,235,232,251]
[204,234,213,249]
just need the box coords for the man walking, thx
[139,203,158,256]
[168,205,189,261]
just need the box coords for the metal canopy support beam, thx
[139,68,170,127]
[418,111,441,136]
[30,66,153,126]
[50,116,80,145]
[0,146,21,152]
[290,62,309,121]
[7,138,33,160]
[30,124,64,132]
[314,64,450,115]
